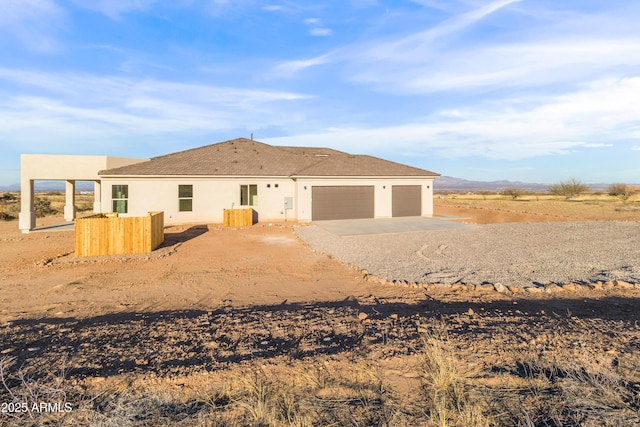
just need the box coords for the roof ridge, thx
[277,145,350,155]
[150,137,266,160]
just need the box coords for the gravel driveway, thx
[295,221,640,288]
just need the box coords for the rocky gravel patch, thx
[295,221,640,288]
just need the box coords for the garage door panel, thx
[392,185,421,217]
[312,186,374,220]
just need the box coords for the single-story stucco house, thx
[19,138,439,232]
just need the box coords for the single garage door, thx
[312,186,374,220]
[392,185,421,217]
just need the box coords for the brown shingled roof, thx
[292,154,435,177]
[98,138,439,177]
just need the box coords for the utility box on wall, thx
[284,197,293,210]
[283,197,293,221]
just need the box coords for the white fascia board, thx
[291,175,439,179]
[98,174,292,179]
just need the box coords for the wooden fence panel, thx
[75,211,164,256]
[150,211,164,251]
[223,208,254,226]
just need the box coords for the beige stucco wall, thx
[21,154,147,181]
[99,177,296,224]
[19,154,146,232]
[99,176,436,225]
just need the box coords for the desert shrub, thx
[0,194,19,221]
[547,178,590,200]
[501,188,525,200]
[34,197,60,217]
[608,183,632,200]
[77,202,93,212]
[0,212,15,221]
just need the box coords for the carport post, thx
[64,180,76,222]
[93,180,102,213]
[18,179,35,233]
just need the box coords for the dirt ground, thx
[1,201,639,426]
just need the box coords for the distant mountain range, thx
[434,176,616,192]
[0,177,631,193]
[434,176,548,192]
[0,181,95,192]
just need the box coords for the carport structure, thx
[19,154,145,233]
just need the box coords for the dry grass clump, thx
[0,358,411,426]
[490,349,640,426]
[2,319,638,426]
[0,356,80,426]
[418,323,492,427]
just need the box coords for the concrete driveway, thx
[312,216,475,236]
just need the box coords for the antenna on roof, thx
[250,132,254,140]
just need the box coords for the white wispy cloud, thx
[273,0,520,75]
[69,0,160,19]
[370,0,521,57]
[309,28,332,36]
[582,143,614,148]
[303,17,332,37]
[0,68,310,149]
[0,0,67,52]
[265,77,640,160]
[263,5,285,12]
[408,0,457,12]
[354,37,640,94]
[274,52,338,74]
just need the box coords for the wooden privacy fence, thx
[223,208,254,226]
[75,211,164,256]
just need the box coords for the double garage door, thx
[311,185,421,220]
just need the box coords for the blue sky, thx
[1,0,639,186]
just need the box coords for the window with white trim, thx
[112,185,128,213]
[179,185,193,212]
[240,184,258,206]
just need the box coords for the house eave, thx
[99,174,440,180]
[98,174,293,179]
[291,174,440,179]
